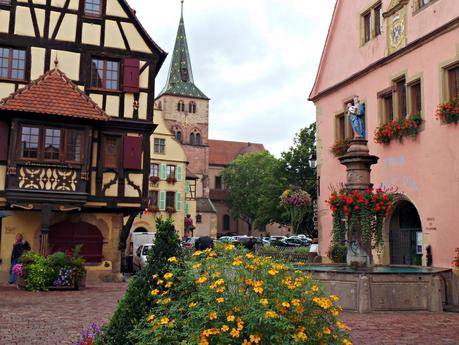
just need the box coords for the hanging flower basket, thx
[280,188,312,234]
[374,115,423,144]
[330,139,351,157]
[436,96,459,124]
[326,187,395,248]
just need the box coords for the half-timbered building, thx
[0,0,166,280]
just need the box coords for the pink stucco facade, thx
[310,0,459,268]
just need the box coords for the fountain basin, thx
[299,264,453,313]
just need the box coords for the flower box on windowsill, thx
[166,207,176,214]
[374,115,423,144]
[166,177,177,184]
[436,96,459,125]
[330,139,351,157]
[148,206,160,213]
[149,176,160,184]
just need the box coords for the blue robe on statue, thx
[350,103,366,139]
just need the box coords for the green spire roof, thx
[158,1,209,100]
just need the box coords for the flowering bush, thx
[12,263,25,277]
[131,247,352,345]
[326,188,395,248]
[436,96,459,124]
[72,323,106,345]
[330,139,351,157]
[374,115,423,144]
[281,188,312,234]
[53,267,74,287]
[452,248,459,268]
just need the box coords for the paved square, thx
[1,283,459,344]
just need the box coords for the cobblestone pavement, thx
[1,282,459,345]
[342,311,459,345]
[0,282,127,345]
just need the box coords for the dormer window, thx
[85,0,102,18]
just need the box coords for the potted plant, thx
[148,206,160,213]
[330,139,351,157]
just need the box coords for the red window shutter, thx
[123,135,143,170]
[0,121,9,161]
[123,58,140,93]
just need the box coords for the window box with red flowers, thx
[436,96,459,124]
[166,176,177,184]
[330,139,351,157]
[374,115,423,144]
[149,176,160,184]
[166,207,176,214]
[148,206,160,213]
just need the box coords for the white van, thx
[130,232,155,259]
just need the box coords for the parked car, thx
[183,236,200,248]
[219,236,237,243]
[133,243,154,272]
[270,235,287,242]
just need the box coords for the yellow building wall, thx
[14,7,34,37]
[106,0,128,18]
[31,47,46,80]
[0,211,124,282]
[82,23,101,46]
[104,20,125,50]
[0,83,16,99]
[0,10,10,33]
[56,14,77,42]
[49,50,80,81]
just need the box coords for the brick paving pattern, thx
[0,283,127,345]
[1,282,459,345]
[343,311,459,345]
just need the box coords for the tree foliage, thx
[280,123,317,237]
[222,151,288,234]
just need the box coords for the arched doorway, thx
[389,201,422,265]
[49,221,104,263]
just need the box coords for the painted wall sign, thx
[425,217,437,232]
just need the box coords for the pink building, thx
[310,0,459,268]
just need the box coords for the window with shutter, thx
[176,164,183,181]
[176,192,182,211]
[185,181,190,193]
[123,136,142,170]
[185,202,189,214]
[159,191,166,211]
[123,59,140,93]
[159,164,167,180]
[0,121,9,161]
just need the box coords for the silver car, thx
[133,243,153,272]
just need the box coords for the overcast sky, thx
[128,0,336,157]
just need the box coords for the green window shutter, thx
[176,164,183,181]
[176,192,182,211]
[185,181,190,193]
[160,164,167,180]
[159,191,166,211]
[185,202,189,214]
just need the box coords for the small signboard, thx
[416,232,423,255]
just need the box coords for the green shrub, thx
[105,217,181,345]
[20,252,56,292]
[328,243,347,263]
[131,245,352,345]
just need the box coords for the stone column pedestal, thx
[339,139,379,267]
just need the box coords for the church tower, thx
[156,1,211,200]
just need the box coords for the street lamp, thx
[308,149,317,170]
[308,148,319,239]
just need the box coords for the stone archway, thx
[389,200,423,265]
[49,221,104,263]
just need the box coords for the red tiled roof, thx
[0,68,109,121]
[208,139,265,166]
